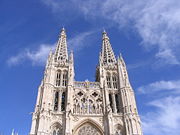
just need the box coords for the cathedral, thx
[29,28,143,135]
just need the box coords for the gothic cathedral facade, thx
[29,28,143,135]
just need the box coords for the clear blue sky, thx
[0,0,180,135]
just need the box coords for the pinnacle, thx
[62,27,65,31]
[103,29,106,34]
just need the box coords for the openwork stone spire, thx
[100,30,116,66]
[54,28,68,63]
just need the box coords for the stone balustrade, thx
[74,81,100,89]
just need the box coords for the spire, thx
[100,30,116,66]
[54,28,68,63]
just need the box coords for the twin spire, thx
[54,28,117,66]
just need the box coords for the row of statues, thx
[73,100,103,114]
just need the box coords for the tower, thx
[29,28,143,135]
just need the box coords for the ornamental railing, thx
[74,81,100,89]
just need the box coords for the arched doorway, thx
[73,120,103,135]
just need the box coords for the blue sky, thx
[0,0,180,134]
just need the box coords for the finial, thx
[70,50,73,54]
[11,129,14,135]
[62,26,65,31]
[120,53,122,58]
[61,27,65,33]
[102,28,106,34]
[102,29,109,40]
[60,27,66,36]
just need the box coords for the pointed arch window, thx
[57,130,61,135]
[106,73,111,88]
[112,74,118,89]
[62,71,68,87]
[61,92,66,111]
[56,71,61,86]
[77,123,101,135]
[109,94,114,112]
[54,91,59,111]
[115,94,120,113]
[115,124,122,135]
[53,130,56,135]
[52,129,62,135]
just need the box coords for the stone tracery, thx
[29,28,143,135]
[73,91,103,114]
[76,123,102,135]
[114,124,123,135]
[51,123,63,135]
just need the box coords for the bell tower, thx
[96,30,142,135]
[29,28,75,135]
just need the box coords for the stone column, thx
[112,93,117,113]
[59,91,62,111]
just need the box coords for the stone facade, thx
[29,28,143,135]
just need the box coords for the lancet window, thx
[109,94,114,112]
[62,71,68,86]
[106,72,118,89]
[55,70,68,87]
[106,73,111,88]
[115,94,120,113]
[108,92,121,113]
[73,91,103,114]
[56,71,61,86]
[112,74,118,89]
[54,91,59,111]
[53,130,61,135]
[61,92,66,111]
[52,125,62,135]
[53,91,66,112]
[115,131,122,135]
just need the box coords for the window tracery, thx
[109,93,121,113]
[53,91,66,112]
[112,74,118,89]
[56,71,61,86]
[106,73,111,88]
[73,91,103,114]
[115,94,120,113]
[109,94,114,112]
[77,123,101,135]
[114,124,123,135]
[62,71,67,86]
[54,91,59,111]
[55,70,68,87]
[61,92,66,111]
[106,72,118,89]
[115,130,122,135]
[52,127,62,135]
